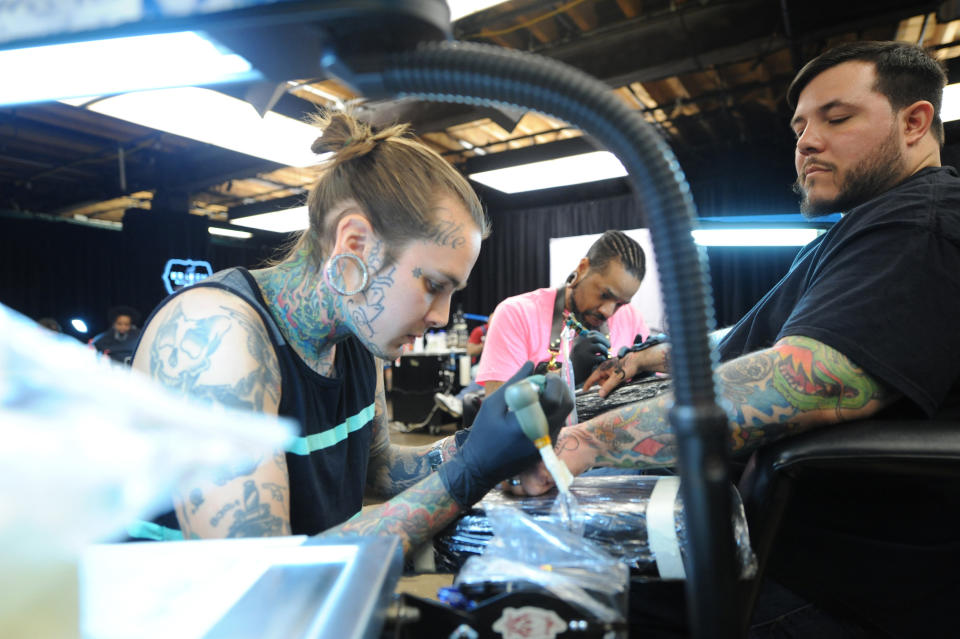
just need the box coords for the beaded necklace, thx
[540,311,592,372]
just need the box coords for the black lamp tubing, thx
[376,41,741,638]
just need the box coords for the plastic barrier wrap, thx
[454,507,629,625]
[435,475,757,581]
[575,376,674,422]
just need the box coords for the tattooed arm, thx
[518,335,900,492]
[329,472,462,556]
[132,288,290,538]
[365,364,459,499]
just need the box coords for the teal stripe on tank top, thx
[127,520,184,541]
[285,402,376,456]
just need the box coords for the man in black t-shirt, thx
[517,42,960,636]
[545,41,960,475]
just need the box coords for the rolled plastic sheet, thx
[434,475,757,581]
[575,376,674,422]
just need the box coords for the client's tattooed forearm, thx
[573,335,895,469]
[565,392,676,468]
[724,335,893,452]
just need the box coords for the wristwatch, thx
[428,439,446,472]
[428,429,471,471]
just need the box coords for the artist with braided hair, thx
[476,229,651,395]
[129,111,572,554]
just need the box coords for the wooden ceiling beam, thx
[615,0,642,19]
[566,1,598,32]
[514,9,560,43]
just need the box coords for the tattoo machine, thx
[505,375,574,494]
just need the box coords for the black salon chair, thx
[736,419,960,637]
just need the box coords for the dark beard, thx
[794,130,905,218]
[567,281,583,318]
[566,282,603,329]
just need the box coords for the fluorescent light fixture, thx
[447,0,511,20]
[208,227,253,239]
[942,82,960,122]
[1,31,260,106]
[72,215,123,231]
[231,206,309,233]
[469,151,628,193]
[66,87,323,167]
[71,319,89,334]
[691,228,819,247]
[459,139,487,155]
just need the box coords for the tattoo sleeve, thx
[366,365,459,499]
[136,290,290,538]
[566,335,898,470]
[328,472,461,556]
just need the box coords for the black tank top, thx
[128,267,376,539]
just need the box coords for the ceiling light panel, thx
[941,82,960,122]
[74,87,323,167]
[468,151,628,193]
[208,227,253,239]
[231,206,309,233]
[691,228,820,247]
[1,31,259,106]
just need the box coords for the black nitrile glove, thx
[438,361,573,508]
[570,329,611,385]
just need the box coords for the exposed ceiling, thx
[2,0,958,228]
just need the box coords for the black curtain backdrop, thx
[2,145,808,337]
[0,214,284,339]
[455,145,805,328]
[453,195,801,328]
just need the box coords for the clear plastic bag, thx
[454,507,629,624]
[0,303,294,636]
[436,475,758,581]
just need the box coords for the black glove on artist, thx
[570,329,611,385]
[438,361,573,508]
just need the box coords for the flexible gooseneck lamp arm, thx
[326,40,738,638]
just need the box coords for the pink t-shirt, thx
[476,287,649,384]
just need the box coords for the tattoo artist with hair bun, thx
[130,111,572,554]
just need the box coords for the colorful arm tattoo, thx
[328,472,461,556]
[565,335,898,470]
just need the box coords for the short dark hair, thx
[586,230,645,281]
[108,305,140,326]
[787,41,948,146]
[37,317,61,332]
